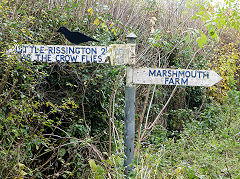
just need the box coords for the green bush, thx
[0,0,126,177]
[134,91,240,178]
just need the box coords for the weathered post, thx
[124,32,137,175]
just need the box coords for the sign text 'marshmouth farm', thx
[132,68,222,87]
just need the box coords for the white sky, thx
[210,0,240,8]
[210,0,225,6]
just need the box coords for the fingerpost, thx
[124,32,137,175]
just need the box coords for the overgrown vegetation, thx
[0,0,239,178]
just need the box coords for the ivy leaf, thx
[94,18,100,26]
[201,33,207,44]
[102,22,106,28]
[192,15,199,20]
[197,32,207,48]
[184,34,191,43]
[59,148,66,157]
[89,159,97,172]
[88,8,93,16]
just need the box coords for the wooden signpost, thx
[8,45,109,63]
[8,43,136,65]
[8,34,222,176]
[122,34,222,175]
[131,67,222,87]
[124,33,137,174]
